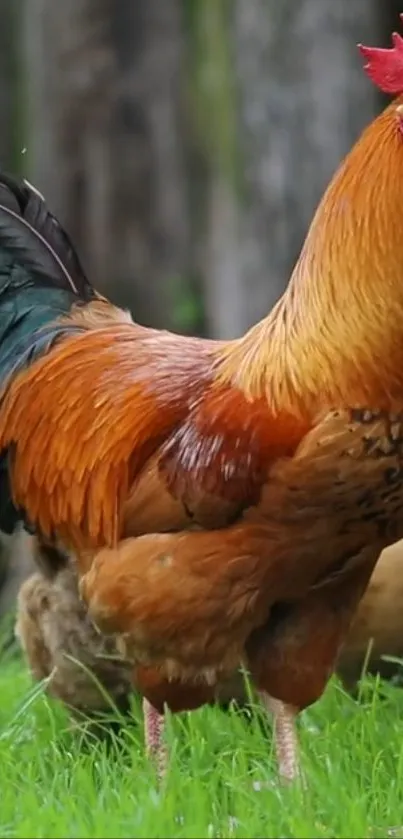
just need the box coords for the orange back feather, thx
[0,326,213,548]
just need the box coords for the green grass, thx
[0,660,403,838]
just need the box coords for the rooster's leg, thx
[143,697,167,779]
[259,692,300,783]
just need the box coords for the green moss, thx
[184,0,242,196]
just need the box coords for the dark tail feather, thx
[0,173,98,534]
[0,173,95,301]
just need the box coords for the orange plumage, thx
[3,24,403,782]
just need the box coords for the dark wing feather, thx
[0,173,95,302]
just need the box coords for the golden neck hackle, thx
[217,96,403,419]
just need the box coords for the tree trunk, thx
[23,0,190,330]
[23,0,116,287]
[196,0,381,338]
[0,0,22,172]
[107,0,191,327]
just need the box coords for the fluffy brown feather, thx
[15,562,134,728]
[80,408,403,689]
[16,536,249,728]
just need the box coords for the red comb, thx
[358,14,403,94]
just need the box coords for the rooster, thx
[2,20,403,783]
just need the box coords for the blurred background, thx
[0,0,402,622]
